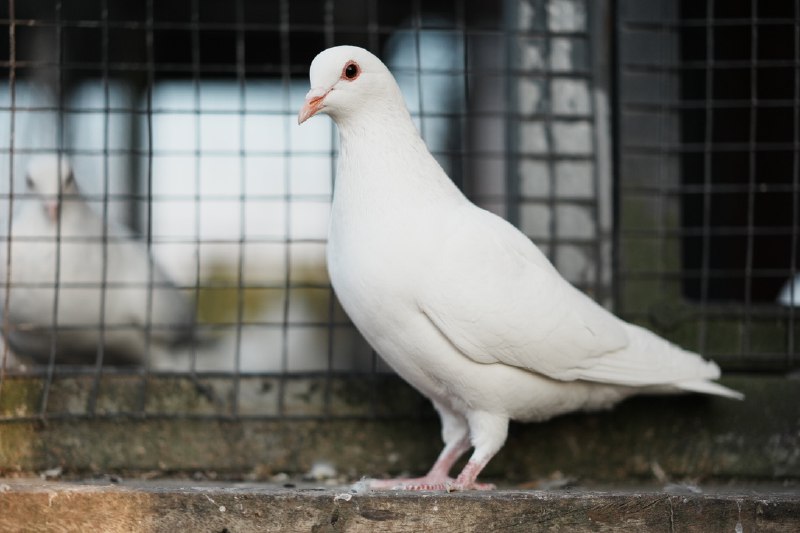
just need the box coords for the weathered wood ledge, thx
[1,479,799,532]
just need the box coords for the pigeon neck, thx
[333,111,466,210]
[334,104,420,143]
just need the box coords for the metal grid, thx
[615,0,799,371]
[0,0,609,422]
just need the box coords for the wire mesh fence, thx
[615,0,799,371]
[0,0,793,426]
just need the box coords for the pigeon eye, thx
[342,61,360,81]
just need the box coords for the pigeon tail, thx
[676,380,745,400]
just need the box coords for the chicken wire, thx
[0,0,606,422]
[615,0,799,371]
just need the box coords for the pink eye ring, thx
[342,61,360,81]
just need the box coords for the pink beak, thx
[45,201,60,222]
[297,87,330,125]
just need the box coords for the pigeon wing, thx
[418,206,634,382]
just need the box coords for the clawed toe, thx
[368,477,494,492]
[369,476,454,491]
[401,481,451,491]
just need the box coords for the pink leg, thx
[369,435,471,490]
[444,411,509,491]
[449,459,495,491]
[370,403,472,491]
[369,411,508,492]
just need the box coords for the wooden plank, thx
[0,480,798,533]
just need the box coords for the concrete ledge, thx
[1,375,798,483]
[1,479,798,532]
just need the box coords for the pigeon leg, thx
[370,402,470,490]
[447,411,509,491]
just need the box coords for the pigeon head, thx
[298,45,405,126]
[24,155,77,222]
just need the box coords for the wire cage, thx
[615,0,799,372]
[0,0,794,435]
[0,0,613,425]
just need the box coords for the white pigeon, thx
[0,155,196,365]
[777,274,800,307]
[298,46,743,491]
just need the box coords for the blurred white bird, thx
[777,274,800,307]
[298,46,743,491]
[0,155,196,365]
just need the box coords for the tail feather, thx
[677,380,744,400]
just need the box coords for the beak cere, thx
[298,87,330,125]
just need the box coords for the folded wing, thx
[420,206,725,389]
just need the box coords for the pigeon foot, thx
[369,476,495,491]
[369,475,454,491]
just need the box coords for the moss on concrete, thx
[0,374,798,484]
[618,188,797,370]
